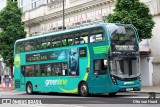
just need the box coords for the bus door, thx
[20,66,25,86]
[92,59,108,93]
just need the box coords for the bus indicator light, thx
[86,68,90,72]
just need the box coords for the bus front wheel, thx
[26,82,33,94]
[108,92,117,96]
[79,82,89,97]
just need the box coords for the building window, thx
[32,0,36,9]
[18,0,23,7]
[49,0,66,8]
[46,0,50,3]
[11,0,17,2]
[20,0,23,6]
[157,0,160,13]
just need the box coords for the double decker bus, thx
[14,23,141,96]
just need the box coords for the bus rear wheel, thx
[79,82,89,97]
[26,82,33,94]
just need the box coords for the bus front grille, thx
[15,80,21,88]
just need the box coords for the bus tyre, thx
[108,92,117,96]
[79,82,89,97]
[26,82,33,95]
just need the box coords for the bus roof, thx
[15,22,132,44]
[15,23,106,43]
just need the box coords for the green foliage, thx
[0,0,26,68]
[107,0,155,40]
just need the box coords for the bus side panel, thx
[87,60,109,94]
[14,67,26,91]
[23,53,89,93]
[14,53,26,91]
[86,43,111,94]
[55,46,89,94]
[14,67,20,90]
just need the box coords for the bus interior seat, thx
[62,41,67,46]
[68,41,73,45]
[42,43,47,49]
[36,45,40,49]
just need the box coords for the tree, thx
[0,0,26,77]
[107,0,154,40]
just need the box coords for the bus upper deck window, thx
[41,37,51,49]
[16,42,24,53]
[68,39,74,45]
[90,34,104,43]
[75,37,86,44]
[90,35,96,43]
[36,39,41,50]
[64,34,74,46]
[80,31,89,43]
[75,38,80,44]
[62,35,68,46]
[90,28,104,43]
[52,36,61,47]
[25,40,35,52]
[95,34,103,42]
[80,38,85,44]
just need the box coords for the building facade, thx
[18,0,160,86]
[19,0,115,37]
[142,0,160,86]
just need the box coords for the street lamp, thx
[62,0,65,30]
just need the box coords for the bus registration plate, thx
[126,88,133,91]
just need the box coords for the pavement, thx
[0,84,159,93]
[132,86,160,94]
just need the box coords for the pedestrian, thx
[3,75,11,91]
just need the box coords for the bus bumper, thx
[115,79,141,92]
[108,79,141,93]
[118,84,141,92]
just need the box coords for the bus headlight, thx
[111,76,117,85]
[139,75,141,82]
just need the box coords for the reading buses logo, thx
[45,78,68,86]
[124,81,134,85]
[14,54,20,67]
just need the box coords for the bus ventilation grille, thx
[15,80,21,88]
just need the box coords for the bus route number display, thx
[79,47,87,57]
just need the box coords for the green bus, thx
[14,23,141,96]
